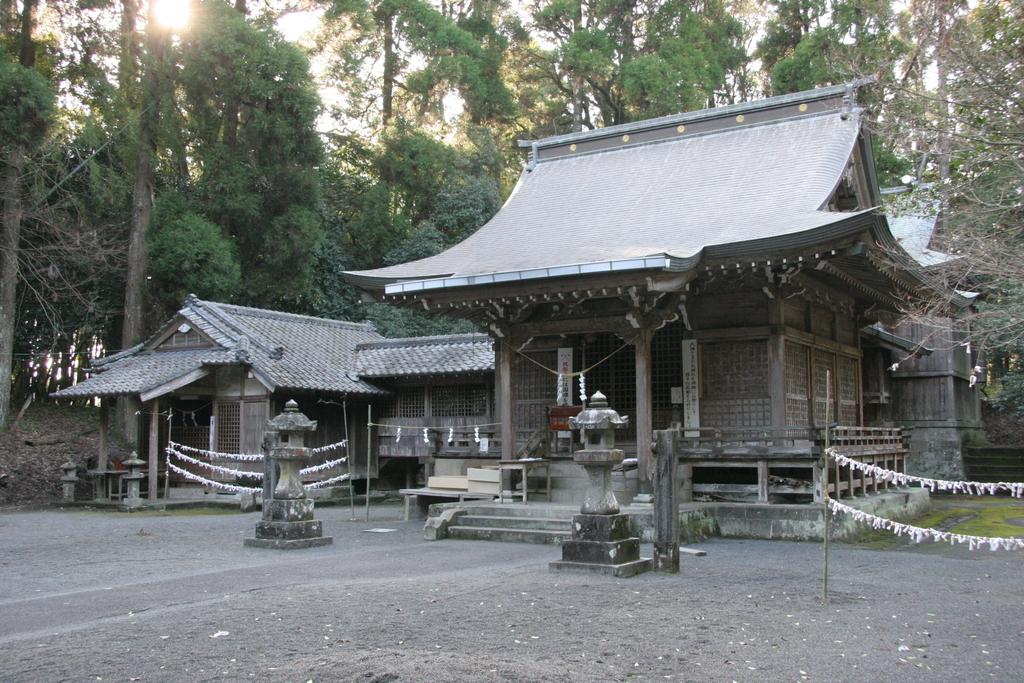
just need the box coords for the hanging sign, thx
[556,347,573,406]
[682,339,700,436]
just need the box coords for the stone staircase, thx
[963,447,1024,482]
[446,505,575,545]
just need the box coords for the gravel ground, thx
[0,503,1021,682]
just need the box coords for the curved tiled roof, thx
[355,334,493,378]
[53,298,389,400]
[345,86,870,290]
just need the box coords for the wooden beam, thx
[140,368,210,403]
[769,335,786,430]
[633,327,653,493]
[497,340,515,460]
[653,429,679,573]
[98,401,109,470]
[148,398,160,501]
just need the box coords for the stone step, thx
[447,525,570,545]
[457,515,571,531]
[458,505,578,520]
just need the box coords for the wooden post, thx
[680,462,693,502]
[757,460,769,503]
[98,401,109,470]
[653,429,679,573]
[148,398,159,500]
[633,328,653,496]
[498,339,515,461]
[769,335,786,431]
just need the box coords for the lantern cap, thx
[267,400,317,433]
[568,391,629,431]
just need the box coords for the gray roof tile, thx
[346,108,865,287]
[53,299,389,399]
[355,334,493,378]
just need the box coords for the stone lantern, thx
[121,451,146,510]
[245,400,333,549]
[550,391,652,577]
[60,460,78,502]
[569,391,629,514]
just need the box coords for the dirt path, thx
[0,504,1021,682]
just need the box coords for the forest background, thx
[0,0,1021,429]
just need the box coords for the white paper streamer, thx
[473,426,480,444]
[828,449,1024,498]
[422,428,429,444]
[166,446,263,479]
[306,472,352,489]
[300,455,348,475]
[166,459,260,493]
[311,439,348,454]
[167,441,263,461]
[395,427,401,442]
[447,427,454,445]
[578,373,586,403]
[828,498,1024,551]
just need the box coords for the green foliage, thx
[178,0,324,307]
[524,0,746,127]
[147,195,242,312]
[0,48,54,152]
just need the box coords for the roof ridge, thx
[520,80,870,151]
[356,333,491,350]
[206,299,378,332]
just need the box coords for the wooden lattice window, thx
[785,341,810,426]
[381,388,425,418]
[838,355,860,425]
[431,385,488,417]
[652,320,685,429]
[514,349,557,433]
[215,400,240,454]
[702,341,768,397]
[700,340,770,428]
[812,349,837,426]
[160,324,208,349]
[584,334,635,434]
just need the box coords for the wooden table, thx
[399,488,496,521]
[497,459,551,504]
[88,469,129,501]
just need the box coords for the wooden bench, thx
[399,487,495,521]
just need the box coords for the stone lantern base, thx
[244,498,333,550]
[550,512,652,577]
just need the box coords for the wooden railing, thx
[667,424,908,504]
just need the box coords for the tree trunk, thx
[570,0,583,132]
[0,0,38,429]
[120,9,167,443]
[381,11,396,127]
[118,0,140,101]
[0,146,25,429]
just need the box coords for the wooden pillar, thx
[680,462,694,502]
[148,398,159,500]
[98,401,110,470]
[633,328,653,495]
[653,429,679,573]
[497,339,515,461]
[757,460,769,503]
[769,335,786,431]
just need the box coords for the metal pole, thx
[366,404,372,522]
[823,369,832,604]
[343,400,354,521]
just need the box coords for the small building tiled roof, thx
[53,347,237,399]
[344,83,876,292]
[53,297,389,400]
[355,334,493,378]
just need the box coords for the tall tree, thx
[0,0,53,428]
